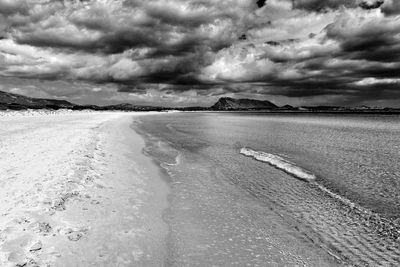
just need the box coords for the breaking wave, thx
[240,146,400,264]
[240,147,316,182]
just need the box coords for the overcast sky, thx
[0,0,399,107]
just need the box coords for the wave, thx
[240,147,316,182]
[240,147,400,245]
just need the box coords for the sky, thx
[0,0,400,107]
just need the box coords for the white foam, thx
[240,148,316,182]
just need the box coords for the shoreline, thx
[131,117,181,267]
[134,112,400,266]
[0,111,170,266]
[134,114,342,266]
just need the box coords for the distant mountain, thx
[279,104,296,110]
[211,97,278,110]
[1,90,399,113]
[102,103,165,111]
[0,90,74,110]
[0,90,167,111]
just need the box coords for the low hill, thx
[0,90,74,110]
[102,103,164,111]
[211,97,278,110]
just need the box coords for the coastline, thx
[134,112,400,266]
[0,111,170,266]
[135,114,343,266]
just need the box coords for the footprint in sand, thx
[14,217,31,225]
[34,222,52,236]
[3,235,42,266]
[52,192,80,211]
[90,199,100,205]
[67,232,83,242]
[60,227,89,242]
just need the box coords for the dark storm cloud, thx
[9,0,242,55]
[198,6,400,104]
[293,0,356,10]
[381,0,400,15]
[325,12,400,63]
[257,0,267,8]
[359,0,384,9]
[0,0,400,106]
[293,0,386,11]
[0,0,29,15]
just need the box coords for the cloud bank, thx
[0,0,399,106]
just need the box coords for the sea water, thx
[135,112,400,266]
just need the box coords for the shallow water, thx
[136,112,400,266]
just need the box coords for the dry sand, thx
[0,111,169,266]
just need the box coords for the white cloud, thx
[354,77,400,86]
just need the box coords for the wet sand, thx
[0,111,169,266]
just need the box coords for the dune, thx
[0,111,169,266]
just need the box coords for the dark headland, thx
[1,90,399,114]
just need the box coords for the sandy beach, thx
[0,111,169,267]
[2,110,399,267]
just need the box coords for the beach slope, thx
[0,112,169,266]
